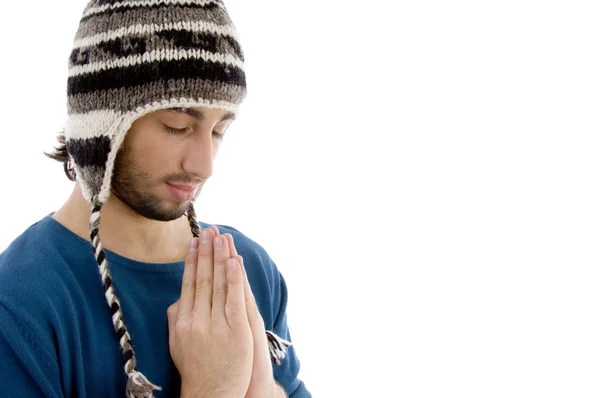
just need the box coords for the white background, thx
[1,0,599,396]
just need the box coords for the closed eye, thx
[164,125,225,141]
[164,125,189,135]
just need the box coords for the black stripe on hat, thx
[73,30,243,65]
[67,58,245,96]
[223,35,244,62]
[156,30,219,54]
[155,30,244,61]
[96,36,148,59]
[67,136,112,167]
[81,1,221,22]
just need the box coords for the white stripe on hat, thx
[73,20,238,50]
[65,110,123,140]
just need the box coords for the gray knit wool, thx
[68,78,245,113]
[75,3,234,39]
[63,1,291,396]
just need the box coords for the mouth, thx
[166,182,199,201]
[166,182,198,192]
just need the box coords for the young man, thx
[0,1,311,397]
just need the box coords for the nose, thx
[182,130,215,180]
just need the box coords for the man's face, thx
[111,106,235,221]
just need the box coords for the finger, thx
[220,233,260,327]
[224,235,249,314]
[211,233,231,322]
[207,225,220,238]
[224,233,238,257]
[235,254,263,327]
[178,237,200,320]
[209,227,229,258]
[225,257,249,329]
[224,234,249,318]
[236,254,254,306]
[192,228,216,320]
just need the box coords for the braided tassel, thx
[266,330,293,365]
[126,371,162,398]
[186,202,201,238]
[90,198,162,398]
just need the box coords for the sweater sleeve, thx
[271,271,312,398]
[0,302,63,398]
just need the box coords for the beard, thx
[110,144,199,222]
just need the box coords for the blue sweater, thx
[0,214,310,398]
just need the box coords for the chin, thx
[128,198,189,222]
[112,184,193,222]
[160,202,191,220]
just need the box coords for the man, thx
[0,0,311,397]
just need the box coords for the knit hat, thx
[63,1,291,397]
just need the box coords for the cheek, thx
[137,140,181,178]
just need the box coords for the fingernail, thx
[189,238,199,252]
[201,230,210,244]
[214,236,222,250]
[227,259,237,271]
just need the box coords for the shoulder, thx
[0,215,97,325]
[0,216,70,296]
[0,216,76,361]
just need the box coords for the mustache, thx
[163,174,205,186]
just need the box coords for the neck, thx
[52,182,193,263]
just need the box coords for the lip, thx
[166,182,198,192]
[166,182,199,201]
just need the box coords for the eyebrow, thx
[166,107,236,122]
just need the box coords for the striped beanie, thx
[63,1,291,397]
